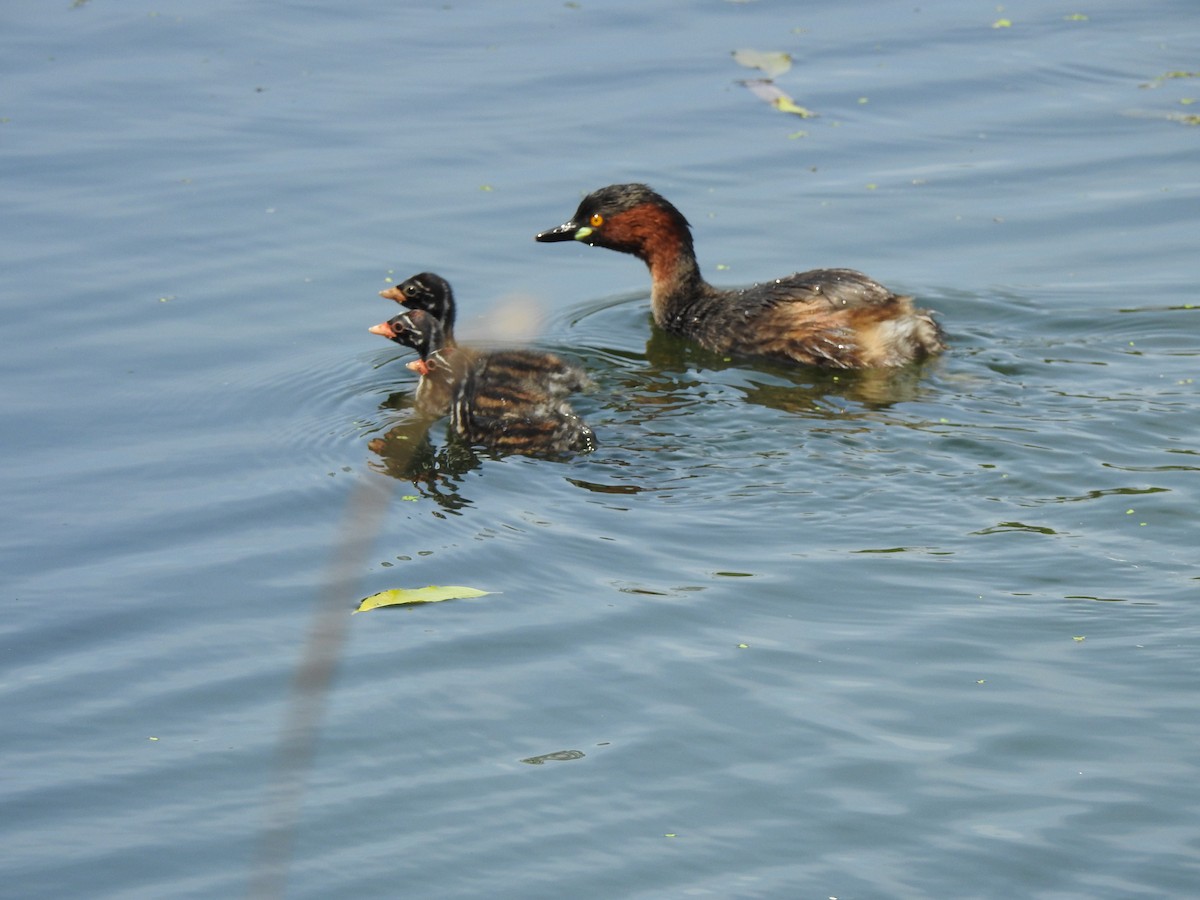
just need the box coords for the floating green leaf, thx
[354,585,495,613]
[731,48,793,79]
[1141,70,1200,88]
[739,79,816,117]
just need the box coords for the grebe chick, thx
[379,272,457,346]
[369,310,596,456]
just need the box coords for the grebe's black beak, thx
[535,220,583,242]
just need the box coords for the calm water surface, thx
[2,1,1198,898]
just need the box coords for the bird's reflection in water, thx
[365,400,481,514]
[642,326,941,415]
[365,320,943,512]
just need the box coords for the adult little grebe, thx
[379,272,457,345]
[536,183,945,369]
[369,309,596,456]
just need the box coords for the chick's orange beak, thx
[369,321,397,339]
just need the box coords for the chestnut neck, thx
[608,203,709,325]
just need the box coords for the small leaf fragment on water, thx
[354,585,494,612]
[1141,70,1200,88]
[739,79,816,117]
[992,18,1012,28]
[521,749,585,765]
[731,48,793,79]
[1073,636,1085,642]
[1064,13,1088,21]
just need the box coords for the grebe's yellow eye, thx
[589,213,604,227]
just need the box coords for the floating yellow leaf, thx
[776,97,815,116]
[354,585,495,613]
[739,79,816,117]
[731,48,793,79]
[992,18,1012,28]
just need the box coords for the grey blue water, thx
[2,1,1198,897]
